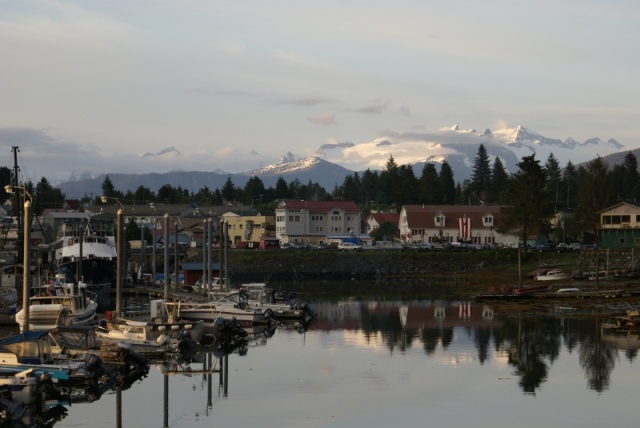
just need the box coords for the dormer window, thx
[434,212,446,227]
[483,214,494,227]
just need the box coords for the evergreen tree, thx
[0,167,11,203]
[243,176,266,205]
[419,163,440,204]
[360,169,380,209]
[34,177,65,213]
[274,177,289,199]
[397,165,419,204]
[101,175,117,198]
[470,144,492,202]
[370,221,398,241]
[622,152,640,201]
[499,155,552,258]
[193,186,214,206]
[575,156,611,242]
[562,161,579,211]
[379,155,400,206]
[340,175,359,202]
[439,161,456,204]
[491,157,509,203]
[544,153,562,212]
[221,176,236,203]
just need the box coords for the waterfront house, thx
[597,201,640,249]
[365,211,400,236]
[398,205,515,246]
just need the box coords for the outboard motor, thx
[177,330,198,363]
[85,353,119,380]
[263,308,277,325]
[37,371,65,401]
[116,347,148,368]
[0,394,28,425]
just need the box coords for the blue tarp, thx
[0,331,49,346]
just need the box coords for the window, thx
[619,237,626,245]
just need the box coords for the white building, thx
[275,200,365,245]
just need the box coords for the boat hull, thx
[176,305,266,326]
[57,258,116,287]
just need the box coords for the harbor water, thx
[40,289,640,428]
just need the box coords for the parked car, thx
[337,242,363,251]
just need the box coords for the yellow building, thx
[221,212,276,247]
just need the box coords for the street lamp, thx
[101,196,124,318]
[5,185,32,331]
[150,203,157,287]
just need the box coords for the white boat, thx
[15,276,98,332]
[191,277,222,294]
[53,218,117,286]
[166,296,272,326]
[96,318,204,351]
[239,284,316,320]
[534,268,569,281]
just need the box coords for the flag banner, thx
[458,217,471,241]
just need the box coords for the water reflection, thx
[309,299,638,395]
[5,296,640,427]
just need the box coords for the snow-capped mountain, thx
[312,124,626,181]
[56,123,629,196]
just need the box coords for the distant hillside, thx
[57,160,352,198]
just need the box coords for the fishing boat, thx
[15,276,98,332]
[52,218,117,286]
[534,268,570,281]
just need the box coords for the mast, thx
[11,146,22,263]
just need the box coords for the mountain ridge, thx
[56,124,632,198]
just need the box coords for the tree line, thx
[3,144,639,244]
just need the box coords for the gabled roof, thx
[278,200,360,213]
[368,212,400,224]
[402,205,505,229]
[596,201,640,215]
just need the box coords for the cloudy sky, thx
[1,0,639,184]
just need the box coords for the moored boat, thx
[15,276,98,332]
[53,218,117,286]
[95,318,204,354]
[165,297,274,327]
[534,268,570,281]
[236,284,316,320]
